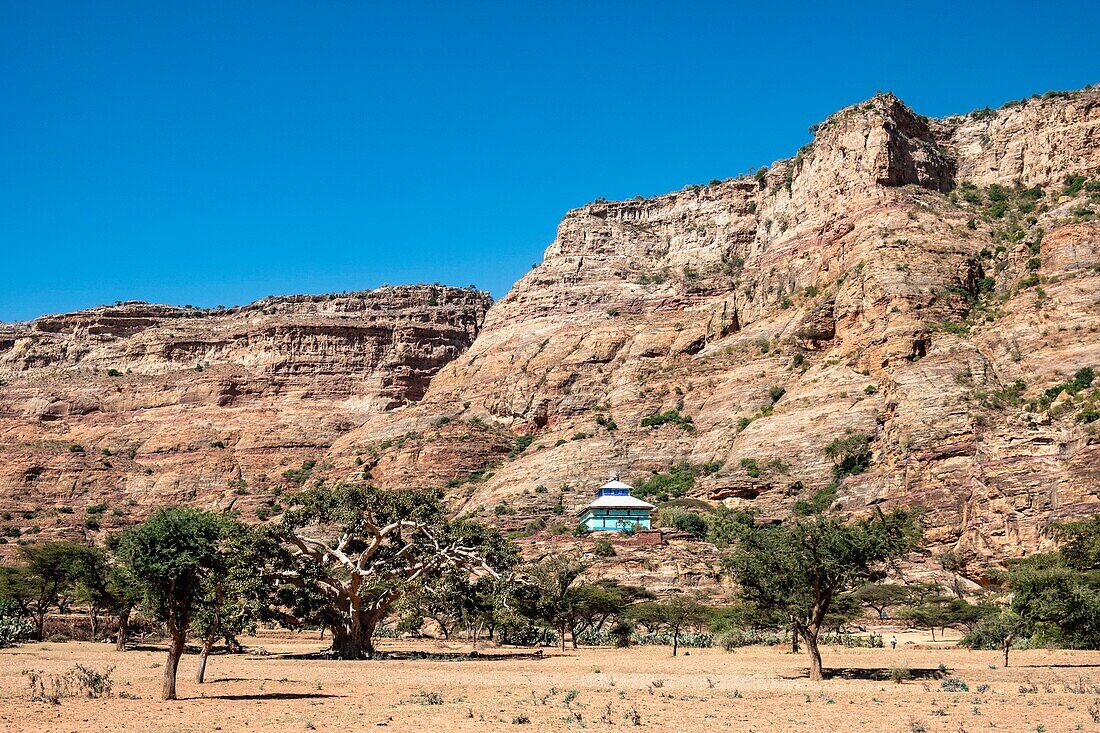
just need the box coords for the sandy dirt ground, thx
[2,631,1099,732]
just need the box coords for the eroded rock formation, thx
[0,286,490,541]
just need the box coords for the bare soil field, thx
[2,632,1099,733]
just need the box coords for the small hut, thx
[577,475,654,532]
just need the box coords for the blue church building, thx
[578,476,655,532]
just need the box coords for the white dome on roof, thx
[599,479,633,490]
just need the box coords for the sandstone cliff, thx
[3,87,1100,592]
[329,88,1100,585]
[0,286,490,542]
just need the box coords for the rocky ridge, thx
[0,286,490,541]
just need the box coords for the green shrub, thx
[889,666,911,684]
[671,513,707,538]
[509,433,535,458]
[639,410,695,431]
[282,460,316,484]
[824,434,872,480]
[634,462,721,502]
[1064,175,1088,196]
[593,538,616,557]
[1044,367,1094,399]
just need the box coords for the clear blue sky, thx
[1,2,1097,321]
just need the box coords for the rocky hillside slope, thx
[0,286,490,542]
[3,87,1099,592]
[329,88,1100,584]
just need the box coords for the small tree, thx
[191,525,266,682]
[725,508,920,680]
[850,583,912,619]
[964,517,1100,667]
[961,609,1025,667]
[70,545,115,640]
[17,542,93,640]
[630,594,709,656]
[113,508,237,699]
[522,555,591,651]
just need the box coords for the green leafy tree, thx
[629,594,709,656]
[1009,553,1100,649]
[263,483,515,659]
[963,517,1100,667]
[190,525,268,682]
[961,609,1026,667]
[402,573,517,648]
[103,533,145,650]
[725,508,921,680]
[850,583,912,619]
[521,555,591,651]
[70,545,120,641]
[113,508,238,699]
[16,542,95,640]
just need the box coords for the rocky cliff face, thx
[0,286,491,543]
[328,88,1100,585]
[3,87,1099,592]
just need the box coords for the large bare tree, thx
[265,483,516,659]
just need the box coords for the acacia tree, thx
[570,580,653,641]
[963,516,1100,667]
[70,546,120,641]
[725,508,921,680]
[630,594,709,656]
[113,508,238,700]
[522,555,591,651]
[850,583,913,620]
[191,525,266,683]
[16,542,94,640]
[400,573,515,648]
[265,483,515,659]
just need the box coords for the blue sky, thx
[1,2,1097,321]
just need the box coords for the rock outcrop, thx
[330,88,1100,583]
[0,286,491,542]
[3,87,1100,589]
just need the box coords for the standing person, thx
[890,635,897,650]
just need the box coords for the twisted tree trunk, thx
[162,582,190,701]
[116,607,130,651]
[163,623,186,700]
[799,619,824,682]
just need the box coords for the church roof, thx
[580,494,655,513]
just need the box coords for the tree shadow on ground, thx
[264,649,547,662]
[121,644,169,652]
[782,667,946,681]
[1016,663,1100,669]
[210,677,303,684]
[194,692,341,701]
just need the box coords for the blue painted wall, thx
[580,509,651,531]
